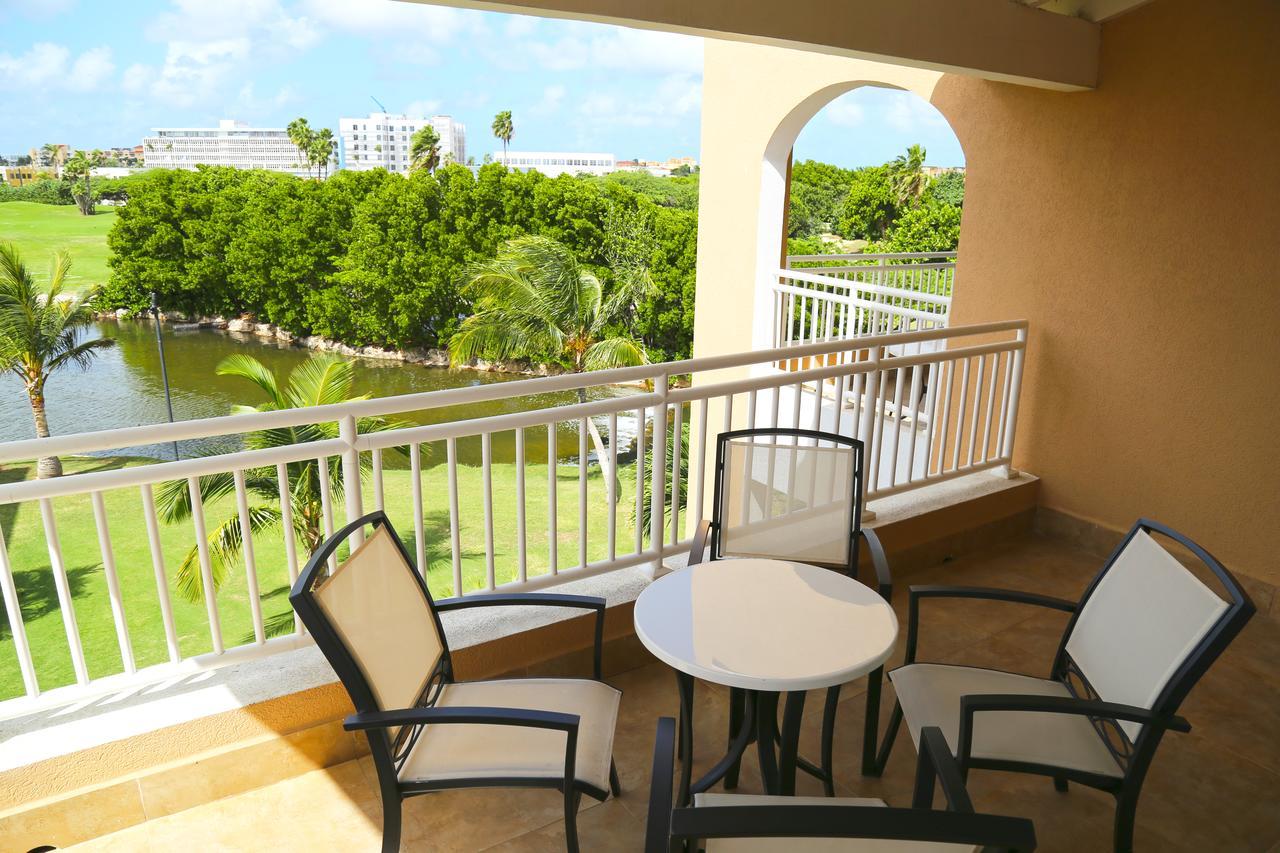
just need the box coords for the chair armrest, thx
[858,527,892,602]
[906,585,1076,663]
[433,593,607,679]
[645,717,678,853]
[913,726,973,813]
[687,519,711,566]
[344,705,581,733]
[956,694,1191,768]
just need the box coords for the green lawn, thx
[0,453,651,700]
[0,201,116,292]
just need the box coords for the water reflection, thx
[0,319,642,465]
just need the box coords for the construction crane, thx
[370,96,388,113]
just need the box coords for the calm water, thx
[0,320,641,466]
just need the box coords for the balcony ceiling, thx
[400,0,1105,91]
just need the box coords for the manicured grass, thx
[0,453,650,700]
[0,201,116,292]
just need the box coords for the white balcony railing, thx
[0,319,1024,711]
[776,252,956,347]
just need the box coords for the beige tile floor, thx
[67,533,1280,852]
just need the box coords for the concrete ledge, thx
[0,471,1039,850]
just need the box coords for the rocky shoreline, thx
[103,310,565,377]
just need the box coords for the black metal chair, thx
[646,716,1037,852]
[687,427,892,795]
[290,510,622,853]
[874,518,1255,852]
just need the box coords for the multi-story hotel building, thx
[142,120,310,176]
[493,151,617,177]
[338,113,466,173]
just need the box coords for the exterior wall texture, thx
[933,0,1280,585]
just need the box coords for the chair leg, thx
[725,687,746,790]
[610,759,622,798]
[564,789,583,853]
[1054,775,1069,792]
[820,685,840,797]
[872,700,904,776]
[380,796,402,853]
[1113,790,1140,853]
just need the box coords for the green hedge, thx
[102,165,698,360]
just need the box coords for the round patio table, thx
[633,557,897,803]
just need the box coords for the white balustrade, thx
[0,319,1025,712]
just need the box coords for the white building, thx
[142,120,309,176]
[338,113,466,174]
[494,151,617,177]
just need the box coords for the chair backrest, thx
[1058,519,1254,742]
[711,428,864,572]
[291,512,449,726]
[645,718,1036,852]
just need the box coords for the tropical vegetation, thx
[409,125,442,174]
[0,243,114,478]
[286,117,336,179]
[153,354,404,607]
[491,110,514,160]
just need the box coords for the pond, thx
[0,320,642,466]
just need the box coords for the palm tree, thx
[409,125,441,174]
[890,144,929,206]
[155,354,406,604]
[39,143,61,172]
[449,235,653,484]
[62,149,105,215]
[0,244,115,478]
[310,128,335,179]
[491,110,514,164]
[286,118,314,178]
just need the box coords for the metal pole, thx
[150,292,181,461]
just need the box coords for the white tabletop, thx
[633,558,898,692]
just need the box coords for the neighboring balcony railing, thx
[0,319,1024,711]
[777,252,956,347]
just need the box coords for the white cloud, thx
[530,84,566,117]
[571,72,701,134]
[67,46,115,91]
[232,82,298,117]
[521,24,701,75]
[0,42,115,92]
[404,99,442,118]
[505,15,538,38]
[148,0,320,51]
[0,42,69,88]
[824,96,865,128]
[883,94,948,133]
[138,38,252,108]
[298,0,469,43]
[0,0,76,20]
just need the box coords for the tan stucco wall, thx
[695,0,1280,585]
[933,0,1280,585]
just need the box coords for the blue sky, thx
[0,0,964,168]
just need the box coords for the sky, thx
[0,0,964,168]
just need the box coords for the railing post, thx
[648,373,669,578]
[858,349,881,521]
[340,415,364,547]
[0,523,38,697]
[996,328,1026,479]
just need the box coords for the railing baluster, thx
[887,364,906,488]
[578,419,588,570]
[483,432,496,589]
[90,491,135,673]
[316,457,335,573]
[447,437,462,594]
[995,352,1013,464]
[606,414,617,560]
[141,485,182,658]
[905,362,924,483]
[951,360,971,472]
[634,407,646,555]
[232,471,264,646]
[273,464,302,635]
[747,389,758,430]
[791,380,803,429]
[0,522,39,695]
[186,478,223,654]
[691,398,708,535]
[371,447,385,513]
[869,365,890,489]
[966,356,985,468]
[339,415,363,548]
[669,403,683,547]
[548,423,558,574]
[934,360,954,477]
[980,353,999,464]
[516,427,528,583]
[410,442,426,575]
[650,377,669,560]
[832,373,846,435]
[39,498,88,682]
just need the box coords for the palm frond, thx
[286,355,355,408]
[154,471,238,524]
[217,355,285,407]
[174,504,282,604]
[583,335,649,371]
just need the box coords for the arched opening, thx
[750,82,966,351]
